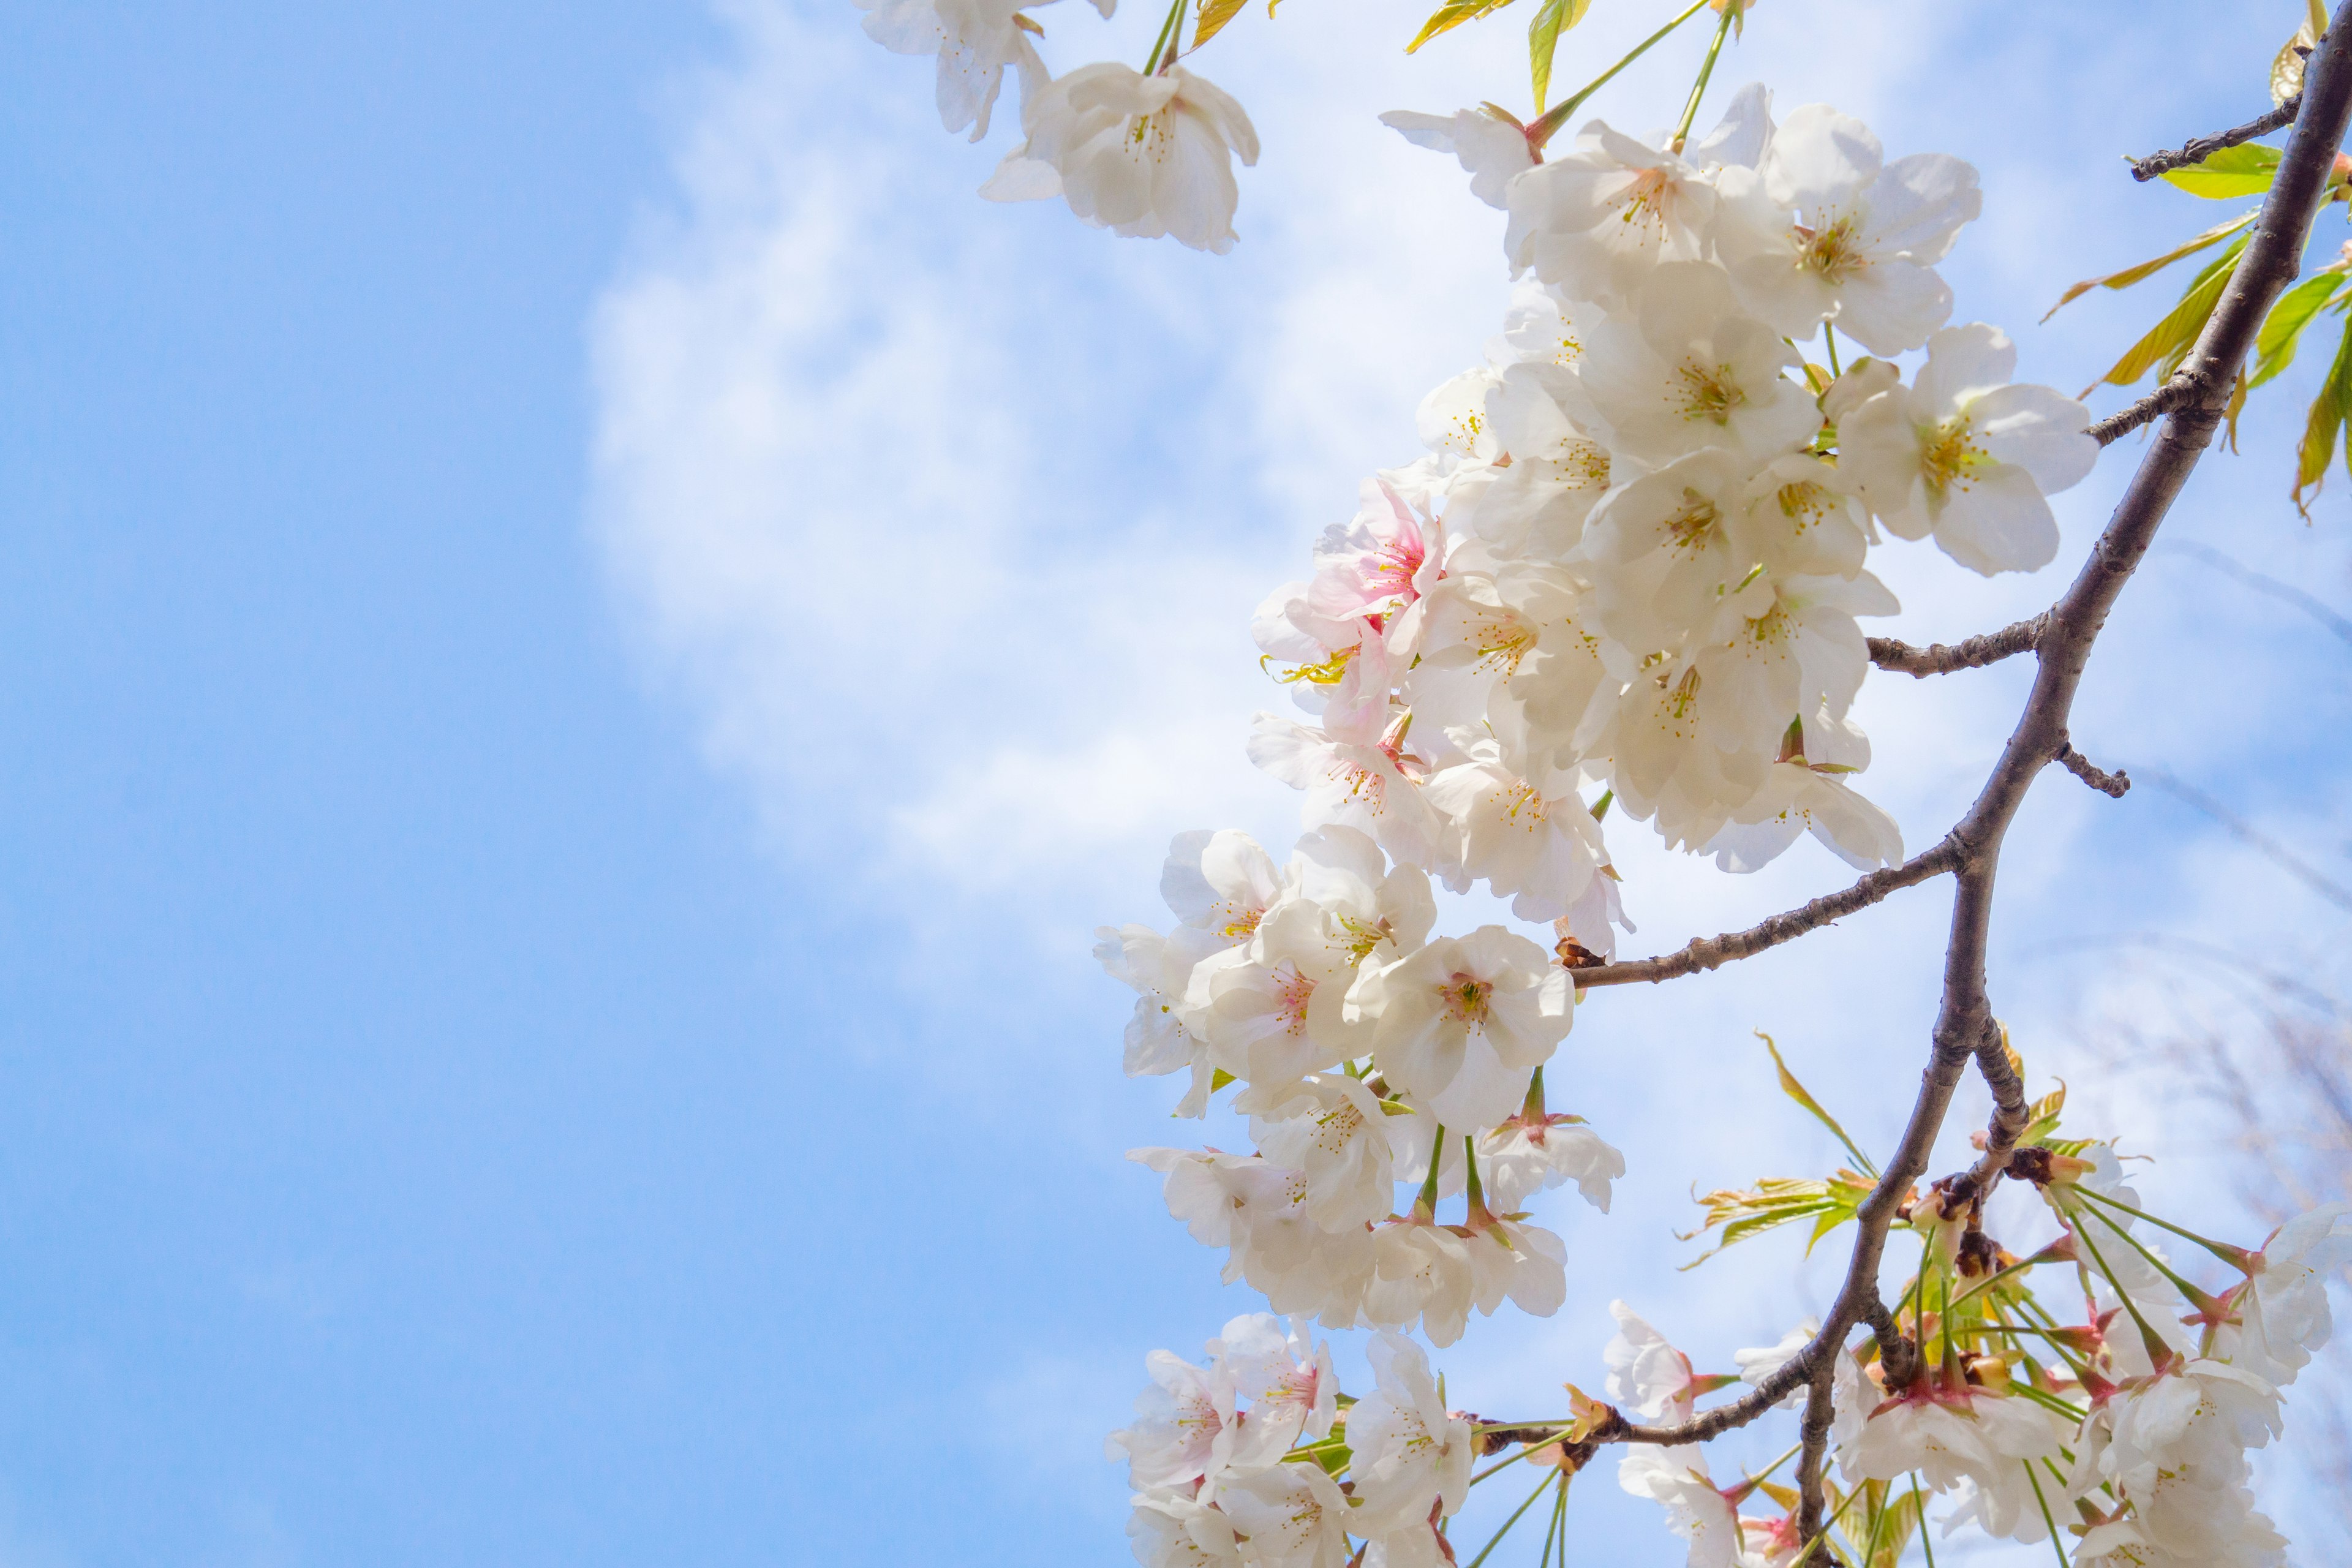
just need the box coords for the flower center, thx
[1919,415,1991,497]
[1665,489,1722,554]
[1444,974,1493,1025]
[1798,213,1866,282]
[1676,358,1746,424]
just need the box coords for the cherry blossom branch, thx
[1575,20,2352,1469]
[2054,738,2132,797]
[1867,617,2047,678]
[1569,843,1963,990]
[2129,90,2303,182]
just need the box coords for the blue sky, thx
[3,1,2349,1564]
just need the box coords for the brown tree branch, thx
[1868,616,2046,678]
[2130,91,2302,181]
[1795,1363,1838,1566]
[1570,841,1962,989]
[2055,739,2132,797]
[1570,11,2352,1463]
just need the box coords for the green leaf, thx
[1862,1480,1923,1568]
[1406,0,1513,53]
[2252,270,2349,387]
[2087,233,2247,391]
[2043,211,2256,322]
[2160,142,2283,199]
[1194,0,1250,48]
[1209,1068,1237,1092]
[1758,1031,1880,1177]
[1678,1169,1873,1268]
[1526,0,1591,111]
[2293,314,2352,516]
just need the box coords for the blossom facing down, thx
[855,0,1049,141]
[1381,106,1539,209]
[1837,325,2097,576]
[983,64,1261,253]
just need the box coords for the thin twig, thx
[2055,739,2132,797]
[1868,616,2047,678]
[2130,92,2302,181]
[1571,841,1962,989]
[2086,369,2212,447]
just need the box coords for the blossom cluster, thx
[1257,88,2098,916]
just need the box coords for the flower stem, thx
[1468,1425,1575,1485]
[2070,1219,2166,1354]
[2024,1460,2071,1568]
[1144,0,1188,74]
[1526,0,1709,150]
[1414,1123,1449,1218]
[2076,1200,2222,1310]
[1913,1476,1936,1568]
[1667,0,1741,153]
[1823,320,1844,378]
[1464,1469,1558,1568]
[2069,1183,2252,1272]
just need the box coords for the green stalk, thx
[2077,1201,2220,1310]
[1464,1470,1558,1568]
[2024,1461,2071,1568]
[2069,1184,2252,1271]
[1468,1425,1575,1485]
[1526,0,1709,149]
[1913,1476,1936,1568]
[1143,0,1188,73]
[2070,1221,2166,1354]
[1414,1123,1449,1218]
[1667,0,1740,153]
[1823,320,1844,379]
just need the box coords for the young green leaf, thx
[1407,0,1514,53]
[2252,269,2349,386]
[1863,1479,1923,1568]
[1193,0,1250,47]
[1676,1169,1874,1268]
[1758,1031,1880,1177]
[2293,314,2352,516]
[2042,211,2256,322]
[2085,234,2247,391]
[2160,142,2283,200]
[1526,0,1591,111]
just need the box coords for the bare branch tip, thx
[2056,740,2132,798]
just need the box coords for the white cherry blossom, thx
[1219,1462,1355,1568]
[1352,926,1574,1131]
[984,64,1260,253]
[1380,106,1538,209]
[1838,325,2098,576]
[1716,104,1981,353]
[1250,1073,1399,1230]
[1577,262,1822,466]
[1347,1333,1473,1535]
[1129,1493,1243,1568]
[855,0,1051,141]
